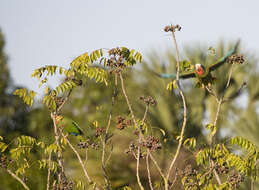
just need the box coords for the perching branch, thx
[61,132,92,183]
[46,152,52,190]
[208,59,236,186]
[146,152,154,190]
[57,89,72,113]
[165,25,188,190]
[136,147,145,190]
[101,74,118,188]
[51,113,65,183]
[119,72,145,190]
[7,168,30,190]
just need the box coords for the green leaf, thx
[0,142,7,152]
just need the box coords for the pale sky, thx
[0,0,258,92]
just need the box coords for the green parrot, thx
[152,40,240,87]
[55,115,84,136]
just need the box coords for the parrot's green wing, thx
[61,117,84,136]
[149,68,196,79]
[209,40,240,72]
[179,72,196,79]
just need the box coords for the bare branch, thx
[7,169,30,190]
[146,152,154,190]
[165,27,188,190]
[46,152,52,190]
[51,113,65,183]
[136,147,145,190]
[61,132,92,183]
[149,151,165,179]
[57,89,72,113]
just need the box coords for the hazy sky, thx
[0,0,258,92]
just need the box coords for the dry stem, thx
[7,169,30,190]
[51,113,65,183]
[46,152,52,190]
[119,72,145,190]
[165,29,188,190]
[61,132,92,183]
[146,152,154,190]
[101,74,118,188]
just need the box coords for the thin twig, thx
[101,75,118,188]
[84,149,88,166]
[165,28,188,190]
[136,147,145,190]
[169,171,178,190]
[209,63,236,185]
[51,113,65,183]
[119,73,139,132]
[205,86,219,103]
[57,90,72,113]
[119,72,146,189]
[105,145,113,166]
[251,177,254,190]
[6,169,30,190]
[61,132,92,183]
[142,105,149,125]
[146,152,154,190]
[149,151,166,179]
[46,152,52,190]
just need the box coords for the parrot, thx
[55,115,84,136]
[151,40,240,87]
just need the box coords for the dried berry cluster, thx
[77,140,99,150]
[179,164,198,178]
[164,24,181,32]
[215,162,229,174]
[52,173,74,190]
[55,97,64,107]
[227,54,244,64]
[116,116,132,130]
[125,141,137,154]
[95,127,105,137]
[227,172,244,188]
[125,142,144,159]
[139,96,157,106]
[180,165,200,189]
[0,155,8,169]
[107,48,127,70]
[140,136,161,151]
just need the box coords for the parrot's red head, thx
[195,64,205,76]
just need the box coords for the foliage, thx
[0,24,258,190]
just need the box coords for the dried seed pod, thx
[140,136,162,151]
[77,140,90,149]
[95,127,105,137]
[227,54,245,64]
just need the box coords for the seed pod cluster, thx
[180,165,200,189]
[140,136,162,151]
[139,95,157,106]
[107,48,126,70]
[95,127,105,137]
[77,140,90,149]
[125,141,137,154]
[77,140,99,150]
[52,172,74,190]
[227,172,244,188]
[0,155,8,169]
[164,24,181,32]
[227,54,244,64]
[215,162,229,174]
[55,97,64,107]
[116,116,132,130]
